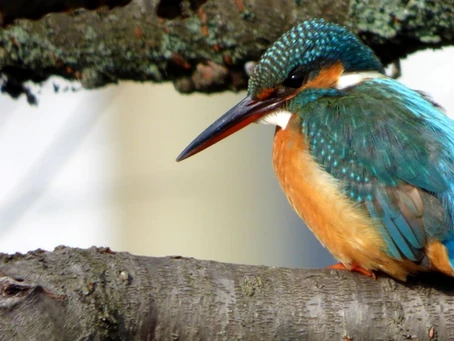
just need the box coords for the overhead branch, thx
[0,246,452,340]
[0,0,453,102]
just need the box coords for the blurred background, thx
[0,47,453,269]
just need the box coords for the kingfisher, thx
[176,19,454,281]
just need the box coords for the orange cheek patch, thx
[302,62,344,89]
[256,87,276,100]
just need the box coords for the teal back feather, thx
[289,78,454,262]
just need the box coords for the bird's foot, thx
[327,263,376,279]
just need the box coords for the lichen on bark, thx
[0,0,453,102]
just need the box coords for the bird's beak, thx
[176,95,285,161]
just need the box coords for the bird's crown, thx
[248,19,384,98]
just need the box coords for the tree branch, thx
[0,0,453,102]
[0,246,451,340]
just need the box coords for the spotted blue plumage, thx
[248,19,384,96]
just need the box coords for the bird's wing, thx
[300,78,454,261]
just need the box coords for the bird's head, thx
[176,19,384,161]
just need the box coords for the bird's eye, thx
[282,69,307,88]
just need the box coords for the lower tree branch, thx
[0,246,451,340]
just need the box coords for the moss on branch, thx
[0,0,453,102]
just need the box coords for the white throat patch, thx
[336,71,385,89]
[255,109,293,129]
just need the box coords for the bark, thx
[0,0,454,103]
[0,246,452,341]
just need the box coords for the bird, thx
[176,18,454,281]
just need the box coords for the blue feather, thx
[293,77,454,261]
[444,239,454,267]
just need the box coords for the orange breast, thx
[272,116,421,280]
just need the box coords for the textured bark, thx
[0,0,454,102]
[0,246,452,341]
